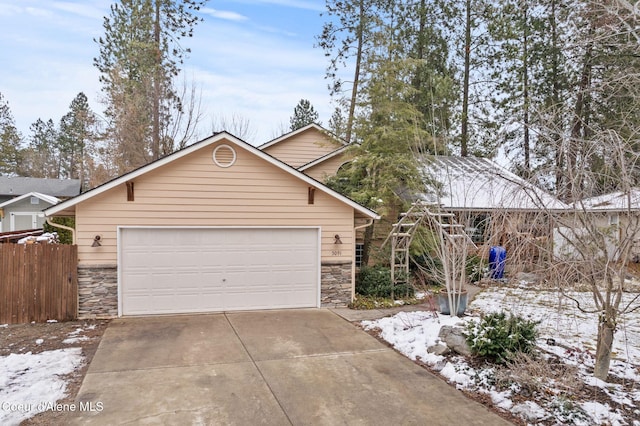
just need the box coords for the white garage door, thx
[120,227,319,315]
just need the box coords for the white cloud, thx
[244,0,324,12]
[0,0,334,146]
[201,7,249,22]
[0,3,20,16]
[256,25,297,37]
[191,65,330,144]
[52,1,108,20]
[24,6,52,18]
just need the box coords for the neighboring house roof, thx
[0,192,60,209]
[258,123,346,150]
[0,177,81,198]
[577,188,640,211]
[298,145,350,171]
[45,132,380,220]
[422,156,569,211]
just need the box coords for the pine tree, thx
[58,93,97,190]
[0,93,23,176]
[317,0,377,142]
[94,0,206,171]
[289,99,320,131]
[328,106,347,140]
[20,118,60,178]
[405,0,457,148]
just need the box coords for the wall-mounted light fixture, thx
[92,235,102,247]
[334,234,342,244]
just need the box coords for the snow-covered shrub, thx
[17,232,59,244]
[465,312,539,363]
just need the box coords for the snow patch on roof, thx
[578,188,640,211]
[422,156,568,211]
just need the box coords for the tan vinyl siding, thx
[262,127,343,168]
[75,141,354,265]
[303,152,350,183]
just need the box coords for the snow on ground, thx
[471,287,640,383]
[0,348,83,425]
[363,286,640,425]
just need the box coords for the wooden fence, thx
[0,243,77,324]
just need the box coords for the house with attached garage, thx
[44,132,379,318]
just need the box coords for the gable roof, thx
[0,176,81,198]
[45,132,379,219]
[298,145,350,171]
[422,156,569,211]
[0,192,60,209]
[258,123,347,150]
[577,188,640,211]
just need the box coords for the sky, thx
[0,0,335,145]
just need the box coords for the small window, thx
[609,214,619,226]
[30,196,39,205]
[355,243,364,267]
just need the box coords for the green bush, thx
[465,312,539,363]
[356,265,414,298]
[466,255,487,283]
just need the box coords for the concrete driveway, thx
[69,309,511,425]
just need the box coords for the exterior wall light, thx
[92,235,102,247]
[334,234,343,244]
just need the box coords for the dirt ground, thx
[0,319,110,425]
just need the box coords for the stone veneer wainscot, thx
[320,261,353,308]
[77,265,118,319]
[77,262,353,317]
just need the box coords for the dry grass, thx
[494,352,582,397]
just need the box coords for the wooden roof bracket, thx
[308,186,315,205]
[126,181,134,202]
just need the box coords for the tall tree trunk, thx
[345,0,364,144]
[522,4,530,174]
[152,0,161,160]
[413,0,426,87]
[461,0,471,157]
[594,319,615,380]
[550,0,564,193]
[567,41,593,201]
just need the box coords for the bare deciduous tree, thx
[537,131,640,381]
[210,112,256,143]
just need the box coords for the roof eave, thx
[298,145,350,171]
[0,191,60,209]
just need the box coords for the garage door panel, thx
[121,228,319,315]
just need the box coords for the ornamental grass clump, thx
[465,312,539,364]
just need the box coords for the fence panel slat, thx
[0,243,78,324]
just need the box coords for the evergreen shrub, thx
[465,312,539,363]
